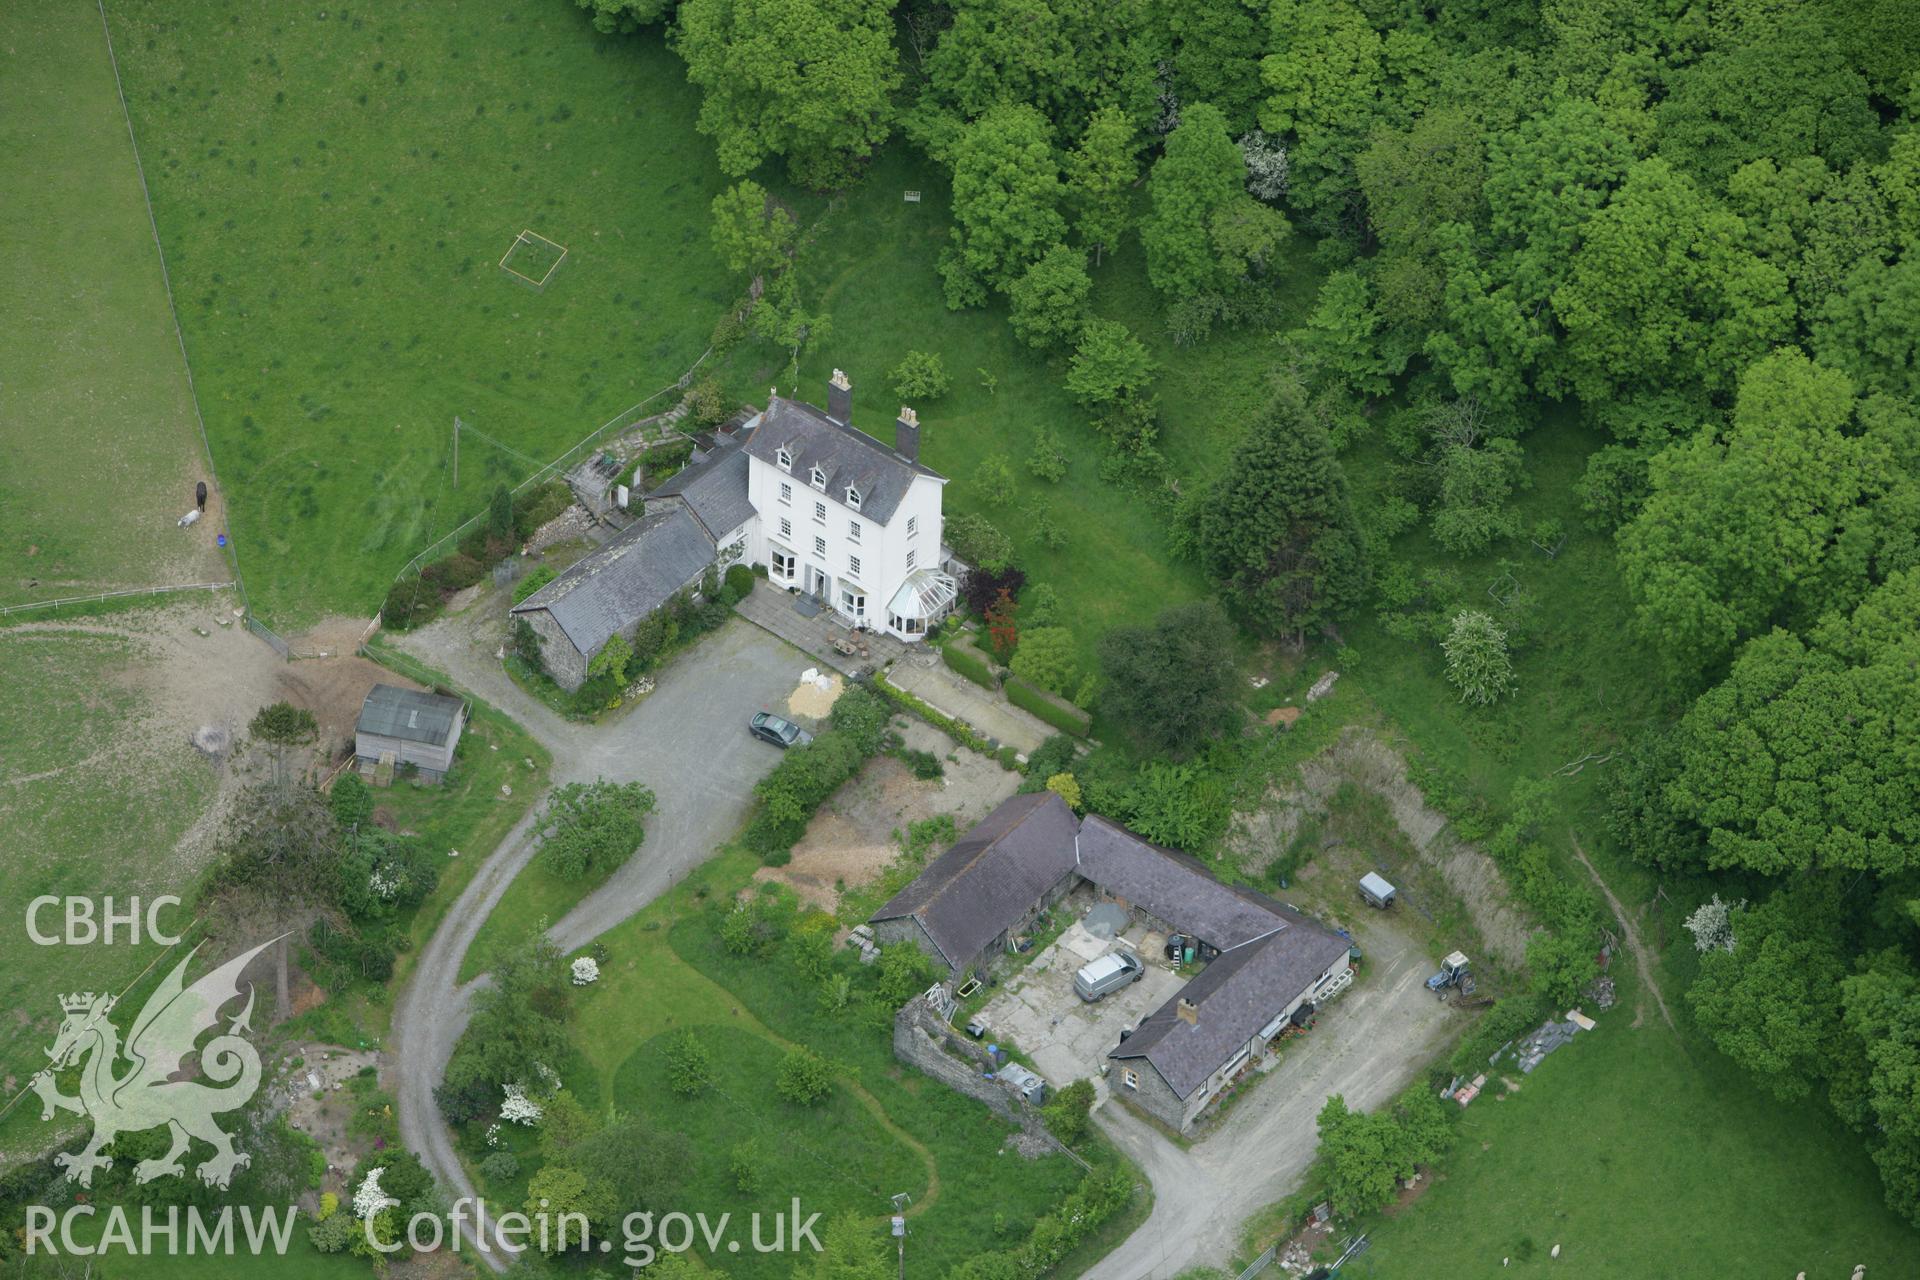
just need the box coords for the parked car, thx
[1074,949,1144,1002]
[749,712,813,749]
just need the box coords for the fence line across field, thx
[391,346,714,585]
[0,580,236,618]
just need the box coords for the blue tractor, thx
[1426,951,1472,999]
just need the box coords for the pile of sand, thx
[786,668,843,719]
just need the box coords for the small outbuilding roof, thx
[510,505,715,659]
[357,684,463,747]
[1359,872,1396,900]
[869,791,1078,967]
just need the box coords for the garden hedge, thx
[941,638,998,689]
[1006,676,1092,737]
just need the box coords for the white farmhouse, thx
[511,371,954,689]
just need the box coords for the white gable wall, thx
[741,448,945,639]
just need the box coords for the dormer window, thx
[809,465,827,491]
[775,447,792,471]
[846,486,862,510]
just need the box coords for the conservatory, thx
[885,568,958,638]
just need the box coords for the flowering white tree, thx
[571,957,600,986]
[484,1123,503,1149]
[352,1167,398,1220]
[1239,131,1290,202]
[368,867,402,901]
[1442,610,1517,706]
[500,1083,543,1126]
[1685,895,1745,954]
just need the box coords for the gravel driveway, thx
[384,600,808,1270]
[1082,912,1464,1280]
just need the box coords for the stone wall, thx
[1112,1056,1190,1132]
[523,608,589,691]
[872,917,950,972]
[891,999,1062,1151]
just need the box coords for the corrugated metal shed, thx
[357,684,462,747]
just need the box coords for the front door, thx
[806,566,830,600]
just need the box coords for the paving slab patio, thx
[978,917,1189,1087]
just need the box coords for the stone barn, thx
[868,791,1079,980]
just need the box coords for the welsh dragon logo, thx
[29,937,278,1190]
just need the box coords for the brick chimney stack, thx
[827,369,852,424]
[1176,997,1198,1027]
[895,406,920,462]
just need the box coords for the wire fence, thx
[1237,1244,1278,1280]
[246,614,291,658]
[0,581,236,619]
[391,347,714,587]
[94,0,252,622]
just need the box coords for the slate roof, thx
[1076,816,1290,951]
[1111,921,1353,1098]
[509,505,714,657]
[869,792,1078,967]
[744,396,943,526]
[357,684,463,747]
[645,436,756,539]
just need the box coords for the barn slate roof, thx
[357,684,463,747]
[743,396,942,526]
[1110,920,1352,1098]
[645,436,756,540]
[869,792,1078,967]
[509,505,714,658]
[1076,816,1290,951]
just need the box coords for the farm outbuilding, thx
[354,684,465,782]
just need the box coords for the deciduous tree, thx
[941,103,1066,306]
[674,0,899,188]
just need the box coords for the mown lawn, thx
[459,844,1099,1277]
[1346,957,1920,1279]
[105,3,736,627]
[0,0,224,603]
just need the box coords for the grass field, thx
[0,1,225,605]
[0,619,217,1154]
[104,2,737,627]
[1343,956,1920,1278]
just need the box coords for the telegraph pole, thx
[891,1192,911,1280]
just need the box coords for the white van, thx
[1074,949,1144,1002]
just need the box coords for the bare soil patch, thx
[1228,726,1536,967]
[276,1045,382,1186]
[755,720,1018,911]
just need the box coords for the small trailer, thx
[1358,872,1397,909]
